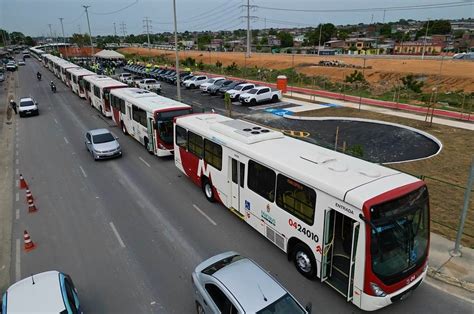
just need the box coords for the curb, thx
[427,266,474,293]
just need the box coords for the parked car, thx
[180,74,194,86]
[225,83,255,101]
[0,72,5,82]
[1,271,82,314]
[17,60,26,66]
[85,128,122,160]
[169,72,191,85]
[127,75,144,87]
[200,77,225,93]
[6,61,17,71]
[218,80,246,97]
[239,86,282,105]
[138,78,161,92]
[184,75,208,89]
[192,252,311,314]
[118,72,132,83]
[208,79,233,95]
[18,97,39,117]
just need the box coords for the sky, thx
[0,0,473,37]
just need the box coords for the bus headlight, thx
[370,282,387,297]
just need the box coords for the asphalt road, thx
[8,60,473,313]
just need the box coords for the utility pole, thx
[78,24,82,34]
[143,17,152,49]
[83,5,94,56]
[422,19,430,60]
[172,0,181,101]
[59,17,68,58]
[48,23,55,52]
[242,0,257,58]
[318,23,323,55]
[113,22,117,37]
[120,22,127,42]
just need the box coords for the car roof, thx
[6,271,65,313]
[19,97,34,102]
[212,257,286,312]
[88,128,111,136]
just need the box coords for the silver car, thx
[192,251,311,314]
[85,128,122,160]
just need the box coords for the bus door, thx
[229,157,245,217]
[126,103,134,136]
[347,221,359,302]
[321,209,336,282]
[147,117,155,153]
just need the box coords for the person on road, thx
[50,81,56,93]
[10,99,17,114]
[37,71,42,80]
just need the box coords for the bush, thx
[401,75,424,93]
[215,60,222,68]
[183,57,195,67]
[345,70,366,84]
[225,62,238,72]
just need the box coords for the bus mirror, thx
[305,302,312,313]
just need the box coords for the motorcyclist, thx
[37,72,42,80]
[50,81,56,92]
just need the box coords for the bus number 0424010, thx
[288,218,319,243]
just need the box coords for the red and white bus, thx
[66,68,96,98]
[110,88,192,156]
[174,113,430,311]
[58,61,80,86]
[83,75,127,117]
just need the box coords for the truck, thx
[239,86,282,105]
[138,78,161,93]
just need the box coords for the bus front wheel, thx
[202,178,215,203]
[121,122,128,135]
[293,243,317,279]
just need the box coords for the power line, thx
[154,1,240,25]
[257,1,473,13]
[90,0,138,15]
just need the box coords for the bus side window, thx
[188,131,203,157]
[276,174,316,225]
[204,139,222,170]
[176,126,188,149]
[247,160,276,202]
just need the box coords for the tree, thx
[24,36,36,46]
[345,70,366,84]
[71,33,91,47]
[379,24,392,37]
[416,20,451,38]
[305,23,336,46]
[9,31,25,44]
[0,29,9,46]
[277,31,293,48]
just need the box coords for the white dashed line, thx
[192,204,217,226]
[64,137,69,144]
[15,169,19,175]
[109,222,126,248]
[192,101,202,106]
[15,159,19,165]
[15,151,18,156]
[15,179,19,187]
[79,166,87,178]
[15,143,19,149]
[15,192,19,202]
[16,209,19,220]
[15,239,21,281]
[54,119,58,124]
[138,157,151,168]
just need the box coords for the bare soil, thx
[119,48,474,93]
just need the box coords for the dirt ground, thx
[119,48,474,93]
[295,107,474,248]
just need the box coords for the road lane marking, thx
[16,209,19,220]
[79,166,87,178]
[192,101,202,106]
[15,179,19,187]
[15,158,19,165]
[15,239,20,281]
[109,222,126,248]
[139,157,151,168]
[15,168,19,175]
[64,137,69,144]
[54,118,58,124]
[15,143,19,149]
[15,192,19,202]
[192,204,217,226]
[16,150,18,156]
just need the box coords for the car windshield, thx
[207,79,216,83]
[232,85,246,91]
[257,293,306,314]
[93,133,115,144]
[156,109,192,144]
[214,80,225,86]
[370,186,429,284]
[247,89,258,94]
[20,101,34,107]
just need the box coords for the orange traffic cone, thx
[19,174,28,189]
[27,198,38,213]
[23,230,36,251]
[25,189,34,202]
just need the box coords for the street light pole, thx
[173,0,181,101]
[421,19,430,60]
[318,23,323,56]
[59,17,68,58]
[83,5,94,57]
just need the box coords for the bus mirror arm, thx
[359,213,378,233]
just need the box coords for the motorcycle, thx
[51,84,56,93]
[37,74,42,81]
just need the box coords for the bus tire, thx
[293,243,317,279]
[202,177,215,203]
[121,122,128,135]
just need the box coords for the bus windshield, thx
[156,109,192,144]
[370,186,429,285]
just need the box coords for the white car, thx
[6,61,17,71]
[184,75,208,89]
[138,78,161,92]
[225,83,255,101]
[18,97,39,117]
[199,77,225,93]
[118,72,132,83]
[239,86,282,105]
[1,271,82,314]
[18,60,26,66]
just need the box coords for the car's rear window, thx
[202,255,244,275]
[20,101,34,107]
[93,133,115,144]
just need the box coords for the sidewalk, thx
[282,92,474,131]
[426,233,474,301]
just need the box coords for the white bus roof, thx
[84,75,127,89]
[66,67,96,76]
[176,114,420,209]
[111,88,191,113]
